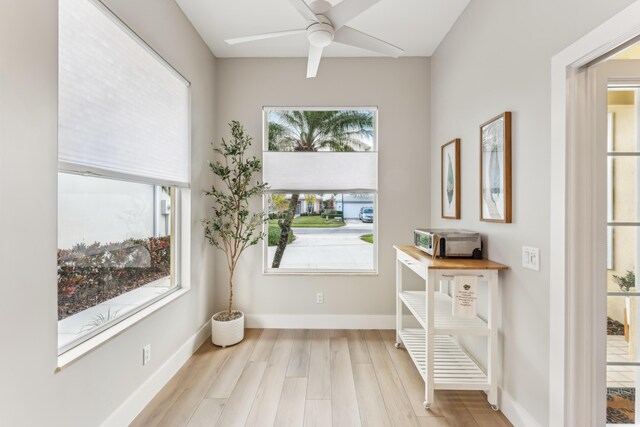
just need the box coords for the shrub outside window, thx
[262,108,378,273]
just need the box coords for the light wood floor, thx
[132,329,513,427]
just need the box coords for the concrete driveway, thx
[267,219,374,270]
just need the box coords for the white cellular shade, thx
[58,0,190,186]
[263,152,378,192]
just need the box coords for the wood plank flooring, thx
[132,329,513,427]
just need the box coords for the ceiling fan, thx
[225,0,404,78]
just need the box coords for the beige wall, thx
[214,57,429,317]
[428,0,634,424]
[0,1,217,425]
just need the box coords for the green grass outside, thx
[269,215,345,228]
[360,234,374,244]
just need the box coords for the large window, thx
[262,108,378,273]
[58,0,189,354]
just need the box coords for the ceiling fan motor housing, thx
[307,15,334,47]
[309,0,332,14]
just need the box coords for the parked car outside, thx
[359,207,374,223]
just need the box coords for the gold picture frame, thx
[441,139,460,219]
[480,112,512,223]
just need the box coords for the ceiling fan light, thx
[306,21,335,47]
[308,30,333,47]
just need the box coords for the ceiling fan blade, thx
[288,0,319,22]
[225,29,306,45]
[307,45,323,78]
[325,0,381,29]
[333,26,403,57]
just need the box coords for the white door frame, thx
[550,2,640,426]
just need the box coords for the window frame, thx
[261,106,379,275]
[57,186,191,368]
[57,176,184,355]
[56,0,191,360]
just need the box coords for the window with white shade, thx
[57,0,189,354]
[263,108,377,273]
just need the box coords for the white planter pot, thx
[211,311,244,347]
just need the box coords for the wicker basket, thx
[211,311,244,347]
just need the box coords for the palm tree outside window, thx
[263,108,378,273]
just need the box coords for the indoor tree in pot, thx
[203,121,268,347]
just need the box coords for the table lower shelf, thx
[398,328,489,391]
[399,291,489,335]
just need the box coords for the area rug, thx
[607,387,635,424]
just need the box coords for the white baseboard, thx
[100,320,212,427]
[500,388,541,427]
[245,314,420,329]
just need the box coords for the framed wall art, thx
[480,112,512,223]
[441,138,460,219]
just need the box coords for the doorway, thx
[549,6,640,425]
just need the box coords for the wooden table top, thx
[394,245,509,271]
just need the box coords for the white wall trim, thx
[100,320,212,427]
[549,2,640,426]
[245,314,416,329]
[500,388,541,427]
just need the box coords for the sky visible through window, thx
[266,109,375,152]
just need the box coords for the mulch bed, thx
[609,317,625,335]
[58,269,168,320]
[608,387,635,424]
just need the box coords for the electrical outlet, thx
[143,344,151,365]
[316,292,324,304]
[522,246,540,271]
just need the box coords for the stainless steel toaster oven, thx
[414,229,483,258]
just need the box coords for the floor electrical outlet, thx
[143,344,151,365]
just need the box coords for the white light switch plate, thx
[522,246,540,271]
[143,344,151,365]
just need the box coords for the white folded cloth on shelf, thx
[452,275,478,318]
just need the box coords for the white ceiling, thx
[176,0,470,58]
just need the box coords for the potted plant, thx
[203,121,268,347]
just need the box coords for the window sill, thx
[56,287,190,371]
[263,270,379,276]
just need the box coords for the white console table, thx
[394,245,508,410]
